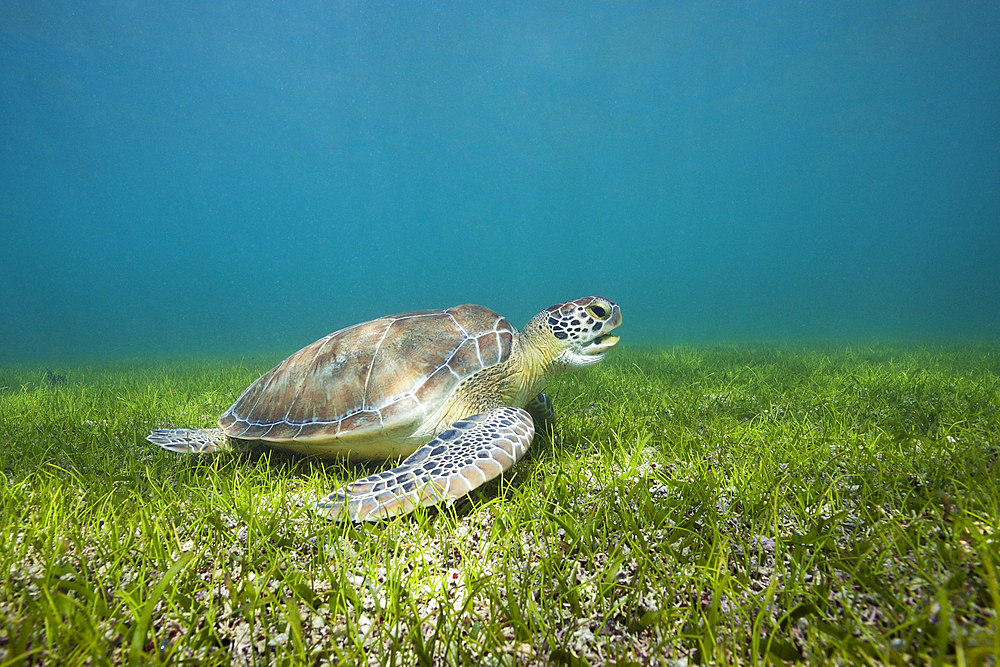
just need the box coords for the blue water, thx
[2,1,998,362]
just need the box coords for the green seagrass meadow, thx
[2,344,1000,666]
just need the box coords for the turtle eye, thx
[586,304,609,319]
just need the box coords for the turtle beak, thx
[583,334,620,355]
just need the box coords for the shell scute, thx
[296,421,333,441]
[445,303,502,334]
[284,318,388,423]
[231,421,266,440]
[498,329,514,356]
[413,365,460,407]
[260,421,299,442]
[366,311,462,408]
[218,411,238,431]
[377,396,424,436]
[476,332,500,365]
[338,409,382,434]
[448,337,483,377]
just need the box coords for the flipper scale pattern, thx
[316,406,534,521]
[146,428,229,454]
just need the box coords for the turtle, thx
[147,296,622,521]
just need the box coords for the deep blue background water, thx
[2,1,998,361]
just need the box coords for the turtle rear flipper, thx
[317,407,534,521]
[147,428,229,454]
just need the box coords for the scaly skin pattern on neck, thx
[507,310,567,405]
[429,311,565,432]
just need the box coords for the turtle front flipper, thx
[147,428,229,454]
[317,407,534,521]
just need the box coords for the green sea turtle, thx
[147,296,622,521]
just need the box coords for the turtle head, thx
[524,296,623,370]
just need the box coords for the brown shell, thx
[218,305,516,444]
